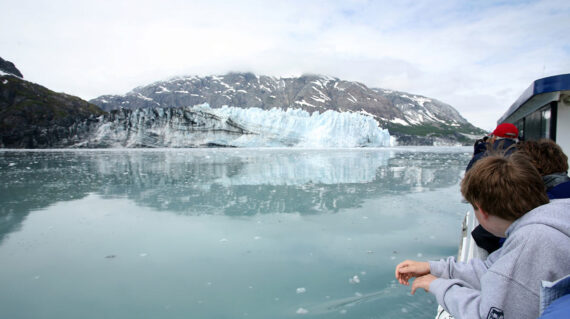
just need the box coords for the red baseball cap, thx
[491,123,519,138]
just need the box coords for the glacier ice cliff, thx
[79,104,392,148]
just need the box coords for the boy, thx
[473,138,570,255]
[520,139,570,199]
[395,153,570,319]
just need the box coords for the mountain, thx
[1,57,485,148]
[0,70,390,148]
[91,73,487,145]
[0,60,105,148]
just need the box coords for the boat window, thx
[515,119,524,140]
[542,108,551,139]
[523,105,551,141]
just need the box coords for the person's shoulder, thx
[505,204,570,250]
[539,199,570,211]
[548,181,570,199]
[494,224,570,287]
[525,199,570,217]
[509,221,570,260]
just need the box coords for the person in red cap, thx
[492,123,519,138]
[466,122,520,254]
[466,122,519,171]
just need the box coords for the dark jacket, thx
[466,138,518,171]
[547,181,570,199]
[544,173,570,199]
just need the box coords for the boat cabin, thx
[497,73,570,159]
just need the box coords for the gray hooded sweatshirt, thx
[428,199,570,319]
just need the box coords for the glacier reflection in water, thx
[0,147,472,319]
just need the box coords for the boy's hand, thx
[411,274,437,295]
[395,260,430,285]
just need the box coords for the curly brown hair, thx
[518,139,569,176]
[461,152,549,221]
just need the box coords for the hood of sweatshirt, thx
[506,198,570,238]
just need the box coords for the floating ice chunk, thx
[401,307,408,313]
[254,236,261,240]
[340,309,347,314]
[349,275,360,284]
[417,253,423,258]
[219,238,228,243]
[139,253,148,257]
[296,308,309,314]
[296,287,306,294]
[8,163,15,167]
[390,256,396,260]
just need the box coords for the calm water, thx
[0,147,472,319]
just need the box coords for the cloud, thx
[1,0,569,130]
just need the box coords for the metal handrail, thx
[435,210,488,319]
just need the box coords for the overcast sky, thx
[1,0,569,130]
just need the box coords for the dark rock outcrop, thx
[0,75,105,148]
[76,106,254,148]
[0,57,23,78]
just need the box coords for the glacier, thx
[82,104,393,148]
[202,105,392,148]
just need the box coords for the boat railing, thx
[435,210,488,319]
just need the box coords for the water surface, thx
[0,147,472,319]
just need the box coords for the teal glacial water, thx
[0,147,472,319]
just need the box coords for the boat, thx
[435,73,570,319]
